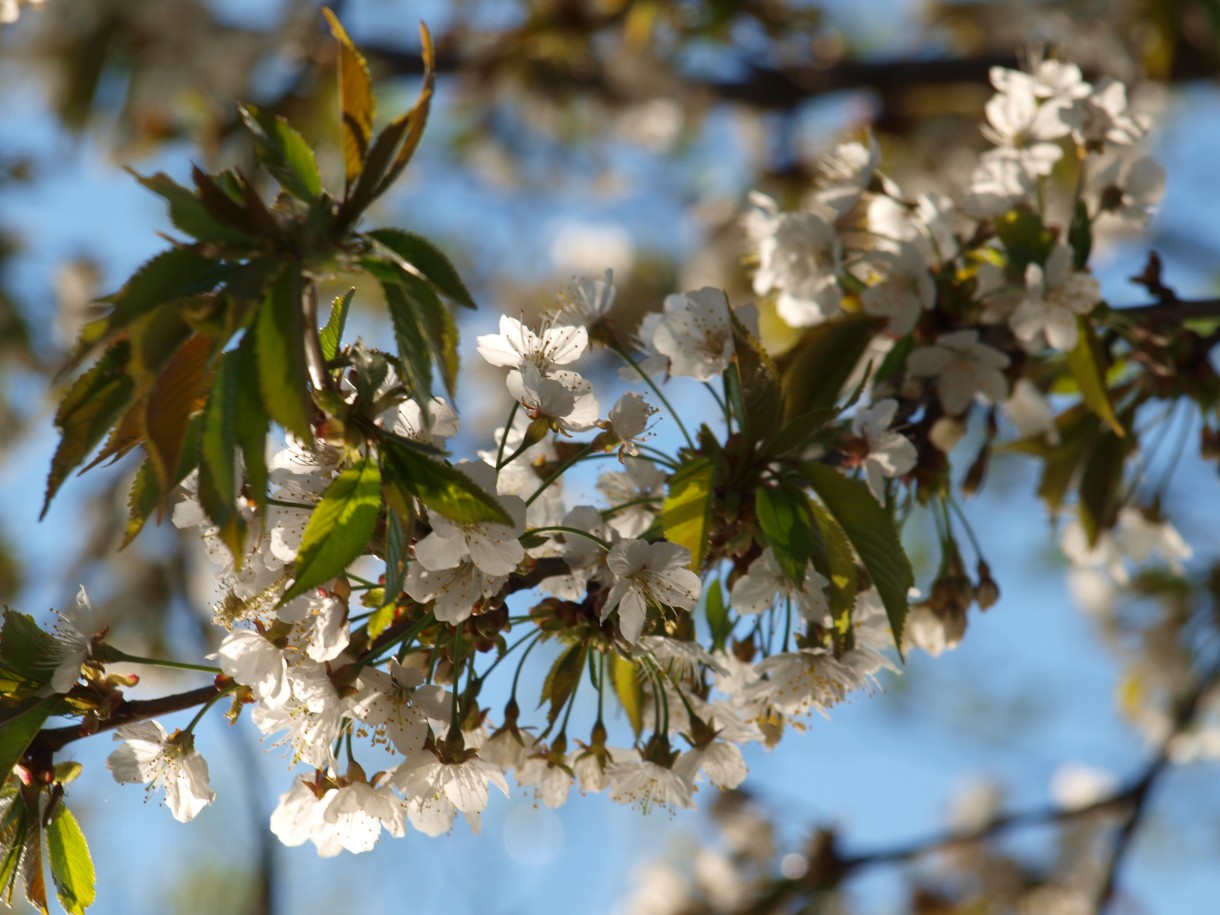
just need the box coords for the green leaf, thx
[781,315,882,421]
[540,642,587,726]
[704,577,731,652]
[234,329,270,514]
[43,344,136,518]
[255,267,314,444]
[0,809,29,908]
[397,265,461,400]
[380,438,511,526]
[130,170,258,245]
[45,806,96,915]
[141,333,214,494]
[121,414,202,547]
[379,507,411,626]
[0,698,58,783]
[319,289,354,363]
[0,610,56,689]
[1066,318,1124,436]
[662,456,717,571]
[238,104,323,201]
[807,500,859,648]
[1068,198,1093,271]
[374,24,436,197]
[755,481,816,586]
[610,653,644,739]
[197,350,245,559]
[1018,404,1103,513]
[281,456,382,604]
[323,8,375,191]
[377,270,433,404]
[367,229,477,309]
[20,806,47,914]
[727,311,783,446]
[103,247,224,338]
[367,604,396,641]
[995,209,1055,278]
[1078,417,1135,547]
[802,462,912,653]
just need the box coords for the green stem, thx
[107,649,221,676]
[612,342,695,450]
[526,442,597,507]
[266,496,314,511]
[527,525,612,551]
[183,683,237,734]
[496,402,521,473]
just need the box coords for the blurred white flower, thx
[744,192,843,326]
[1011,245,1100,350]
[907,330,1011,414]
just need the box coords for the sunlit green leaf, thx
[366,229,477,309]
[541,642,587,726]
[255,267,313,444]
[1066,317,1124,436]
[610,653,644,739]
[662,456,717,571]
[238,104,323,201]
[807,500,859,648]
[45,805,96,915]
[281,456,381,604]
[319,289,354,363]
[323,8,375,190]
[755,481,816,587]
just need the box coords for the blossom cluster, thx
[25,52,1197,867]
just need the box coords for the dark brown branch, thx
[31,684,222,755]
[1113,298,1220,323]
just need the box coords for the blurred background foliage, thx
[2,1,1220,913]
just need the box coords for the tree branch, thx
[31,684,222,756]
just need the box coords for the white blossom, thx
[107,721,215,823]
[744,192,843,326]
[558,269,616,328]
[413,462,526,577]
[599,458,667,539]
[476,314,588,373]
[1010,245,1100,350]
[907,329,1011,415]
[858,242,937,335]
[650,288,736,382]
[730,548,830,620]
[603,539,702,643]
[606,391,658,457]
[1093,155,1165,223]
[391,752,510,815]
[41,586,94,696]
[851,399,918,502]
[606,759,694,813]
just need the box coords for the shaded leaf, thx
[281,456,382,604]
[610,653,644,739]
[781,315,882,420]
[130,170,257,245]
[142,334,215,493]
[367,229,477,309]
[0,699,58,779]
[802,462,911,653]
[103,247,223,338]
[540,641,587,726]
[755,481,816,587]
[662,456,716,571]
[1066,317,1123,436]
[380,438,511,526]
[234,329,270,514]
[807,500,859,648]
[704,577,731,652]
[121,414,202,547]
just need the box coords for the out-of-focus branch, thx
[742,661,1220,914]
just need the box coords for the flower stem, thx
[106,649,222,676]
[527,525,612,551]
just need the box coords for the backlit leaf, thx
[281,455,381,604]
[662,456,716,571]
[255,267,313,443]
[45,806,96,915]
[781,315,882,420]
[1066,317,1124,436]
[319,289,354,363]
[323,8,375,190]
[367,229,477,309]
[238,104,323,201]
[380,438,511,526]
[755,480,816,587]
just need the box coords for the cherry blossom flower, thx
[216,628,292,708]
[270,777,405,856]
[350,660,450,755]
[386,396,460,449]
[606,391,658,457]
[558,269,616,329]
[1093,155,1165,223]
[858,242,937,335]
[603,539,702,643]
[649,288,736,382]
[1010,245,1100,350]
[507,362,600,433]
[744,192,843,326]
[391,752,510,815]
[107,721,215,823]
[1074,78,1149,147]
[1003,378,1060,444]
[814,135,883,215]
[962,152,1038,218]
[599,458,667,538]
[413,462,526,577]
[673,740,748,791]
[41,585,94,696]
[606,758,694,813]
[981,73,1072,176]
[405,559,508,625]
[849,399,918,502]
[907,329,1011,415]
[477,314,589,374]
[729,548,830,620]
